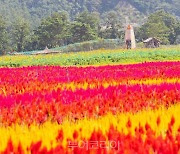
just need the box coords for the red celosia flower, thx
[73,130,79,140]
[157,116,161,126]
[56,129,64,142]
[126,118,132,128]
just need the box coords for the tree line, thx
[0,10,179,54]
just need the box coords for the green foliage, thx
[11,18,30,52]
[127,0,180,16]
[70,22,97,43]
[0,0,179,28]
[74,11,100,32]
[70,11,99,43]
[99,11,123,39]
[53,39,123,53]
[175,35,180,44]
[174,22,180,44]
[137,11,180,44]
[1,47,180,67]
[0,16,8,54]
[34,12,70,49]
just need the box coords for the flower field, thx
[0,48,180,153]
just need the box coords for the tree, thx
[137,20,170,44]
[0,16,8,54]
[24,33,39,51]
[174,22,180,44]
[175,35,180,44]
[149,10,180,44]
[75,11,100,32]
[11,18,30,52]
[99,11,122,39]
[34,12,70,49]
[137,11,180,44]
[70,11,99,43]
[71,22,97,43]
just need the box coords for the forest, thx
[0,0,179,26]
[0,0,180,54]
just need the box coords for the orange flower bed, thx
[0,61,179,153]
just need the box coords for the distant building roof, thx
[143,37,160,43]
[32,47,61,55]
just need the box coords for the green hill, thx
[0,0,179,27]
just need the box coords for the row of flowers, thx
[0,62,179,96]
[1,104,180,153]
[0,83,179,125]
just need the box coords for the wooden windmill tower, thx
[124,17,136,49]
